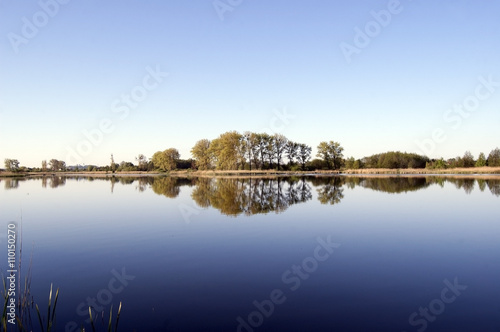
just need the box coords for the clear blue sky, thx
[1,0,499,167]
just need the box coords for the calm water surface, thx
[1,175,500,332]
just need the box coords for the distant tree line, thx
[345,151,430,169]
[2,137,499,173]
[425,148,500,169]
[342,148,500,170]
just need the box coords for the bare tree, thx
[273,134,288,170]
[297,144,312,170]
[135,154,148,171]
[285,141,298,166]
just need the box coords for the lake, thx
[1,175,500,332]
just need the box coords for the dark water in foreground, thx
[1,175,500,332]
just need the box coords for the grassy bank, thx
[340,166,500,175]
[1,167,500,179]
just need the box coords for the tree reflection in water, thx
[1,175,499,210]
[346,177,430,194]
[3,178,20,190]
[150,177,195,198]
[191,177,313,216]
[487,179,500,196]
[310,177,345,205]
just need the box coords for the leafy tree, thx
[317,141,344,170]
[475,152,487,167]
[151,151,164,171]
[425,158,447,169]
[4,159,20,172]
[118,161,136,171]
[273,134,288,170]
[462,151,475,168]
[191,139,212,170]
[308,158,327,170]
[297,143,311,170]
[49,159,66,171]
[345,157,355,169]
[152,148,180,171]
[450,157,464,168]
[487,148,500,167]
[208,131,243,170]
[363,152,428,169]
[41,160,48,171]
[435,158,447,169]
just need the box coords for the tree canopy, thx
[189,131,313,171]
[316,141,344,170]
[152,148,180,171]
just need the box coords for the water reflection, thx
[2,174,499,332]
[152,177,194,198]
[347,176,431,194]
[311,177,344,205]
[191,177,312,216]
[487,179,500,196]
[2,175,500,207]
[3,178,20,190]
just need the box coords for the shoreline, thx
[1,167,500,178]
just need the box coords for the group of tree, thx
[4,158,67,172]
[4,159,20,172]
[343,151,430,169]
[149,149,194,172]
[47,159,66,171]
[151,148,180,171]
[190,131,324,171]
[3,141,500,173]
[316,141,344,170]
[426,148,500,169]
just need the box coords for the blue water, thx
[1,176,499,331]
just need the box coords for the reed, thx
[2,221,125,332]
[89,307,96,332]
[88,302,121,332]
[34,283,59,332]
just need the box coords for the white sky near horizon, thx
[1,0,499,167]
